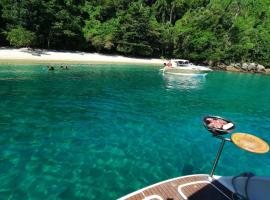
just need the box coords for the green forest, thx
[0,0,269,66]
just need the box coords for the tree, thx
[173,0,270,66]
[6,26,36,47]
[116,1,155,56]
[40,0,86,49]
[1,0,86,49]
[0,0,269,66]
[0,2,7,44]
[83,18,120,52]
[173,8,220,62]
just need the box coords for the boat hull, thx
[164,68,211,75]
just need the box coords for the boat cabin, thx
[170,59,191,68]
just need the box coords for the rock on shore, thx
[215,62,270,74]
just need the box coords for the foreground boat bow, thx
[119,116,270,200]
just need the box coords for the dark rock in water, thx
[207,61,268,74]
[222,62,267,74]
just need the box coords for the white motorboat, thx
[161,59,212,76]
[119,116,270,200]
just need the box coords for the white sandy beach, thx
[0,47,164,65]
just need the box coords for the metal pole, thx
[210,138,226,177]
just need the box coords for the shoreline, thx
[0,59,162,66]
[1,48,269,75]
[0,48,164,66]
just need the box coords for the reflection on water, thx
[163,73,206,90]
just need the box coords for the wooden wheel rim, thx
[231,133,269,154]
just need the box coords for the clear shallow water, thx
[0,64,270,199]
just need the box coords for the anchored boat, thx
[161,59,212,76]
[119,116,269,200]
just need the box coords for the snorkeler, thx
[48,66,54,71]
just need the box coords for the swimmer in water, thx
[48,66,54,71]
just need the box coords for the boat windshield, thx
[176,61,190,67]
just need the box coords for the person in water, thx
[60,65,68,70]
[166,60,172,68]
[47,66,54,71]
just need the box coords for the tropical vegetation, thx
[0,0,269,66]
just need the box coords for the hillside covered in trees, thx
[0,0,269,66]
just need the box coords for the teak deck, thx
[119,175,234,200]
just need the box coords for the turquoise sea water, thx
[0,64,270,199]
